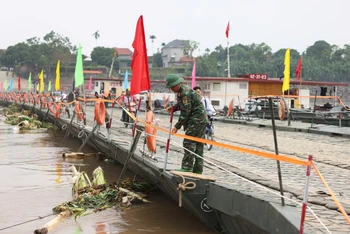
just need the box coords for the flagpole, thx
[299,66,302,86]
[227,40,230,78]
[226,23,230,107]
[109,51,117,78]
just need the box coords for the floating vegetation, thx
[1,104,58,130]
[35,166,155,234]
[57,166,153,217]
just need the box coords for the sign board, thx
[110,81,121,87]
[248,74,268,80]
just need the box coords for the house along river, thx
[0,119,215,234]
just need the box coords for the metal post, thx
[262,98,267,120]
[61,111,76,144]
[338,98,341,127]
[299,155,313,234]
[132,95,142,137]
[116,127,142,188]
[269,98,285,206]
[77,124,99,152]
[163,106,174,172]
[287,90,291,126]
[108,102,115,140]
[310,91,318,128]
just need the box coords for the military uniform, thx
[173,84,208,174]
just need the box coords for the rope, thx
[312,162,350,225]
[177,174,196,207]
[0,213,54,232]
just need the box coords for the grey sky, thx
[0,0,348,56]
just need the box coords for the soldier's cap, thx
[165,74,184,88]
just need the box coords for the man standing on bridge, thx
[165,74,208,174]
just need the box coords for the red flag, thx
[130,15,150,95]
[17,76,21,91]
[296,56,302,80]
[225,21,230,38]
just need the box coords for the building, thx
[161,39,194,67]
[115,48,133,68]
[182,76,348,109]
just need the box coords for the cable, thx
[0,213,54,232]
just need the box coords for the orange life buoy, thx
[94,100,106,125]
[279,100,285,120]
[48,101,57,113]
[35,95,40,104]
[75,101,83,121]
[145,110,156,153]
[55,103,61,119]
[48,101,60,119]
[227,99,233,117]
[41,97,47,108]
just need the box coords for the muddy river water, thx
[0,120,215,234]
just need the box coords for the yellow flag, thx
[282,48,290,93]
[55,60,60,91]
[39,69,44,93]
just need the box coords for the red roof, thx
[179,56,195,62]
[115,48,132,56]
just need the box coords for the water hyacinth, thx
[92,166,107,186]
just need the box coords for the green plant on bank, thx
[1,104,20,115]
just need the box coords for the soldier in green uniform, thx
[165,74,208,174]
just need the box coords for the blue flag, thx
[123,70,129,91]
[9,77,13,90]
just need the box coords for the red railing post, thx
[299,155,313,234]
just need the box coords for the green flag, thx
[4,80,7,91]
[74,44,84,88]
[48,80,52,91]
[28,72,32,91]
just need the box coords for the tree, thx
[183,40,199,58]
[152,53,163,67]
[91,47,119,69]
[93,31,100,47]
[149,35,157,55]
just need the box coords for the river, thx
[0,118,215,234]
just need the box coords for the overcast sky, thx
[0,0,348,57]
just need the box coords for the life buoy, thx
[55,103,61,119]
[94,100,106,125]
[145,110,156,153]
[41,97,47,108]
[227,99,233,117]
[75,101,83,121]
[48,101,56,113]
[24,94,29,103]
[35,95,40,104]
[279,100,285,120]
